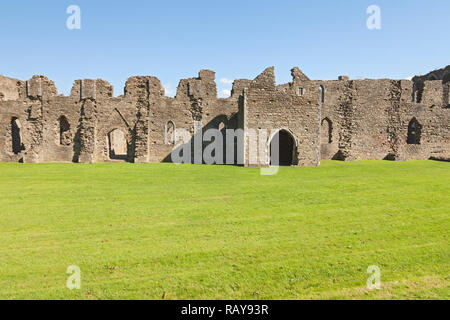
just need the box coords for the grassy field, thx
[0,160,448,300]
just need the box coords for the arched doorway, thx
[443,72,450,84]
[11,118,23,154]
[269,130,296,166]
[108,129,128,161]
[407,118,422,145]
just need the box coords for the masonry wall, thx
[0,70,246,165]
[147,70,242,164]
[0,65,449,166]
[316,75,450,162]
[242,67,321,166]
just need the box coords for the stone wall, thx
[0,65,449,166]
[315,71,450,162]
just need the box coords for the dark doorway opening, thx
[407,118,422,145]
[270,130,295,166]
[59,116,71,146]
[11,118,23,154]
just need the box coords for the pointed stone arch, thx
[443,71,450,84]
[103,107,134,161]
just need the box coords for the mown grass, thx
[0,160,448,300]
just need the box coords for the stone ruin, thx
[0,65,449,166]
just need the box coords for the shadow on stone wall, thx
[162,113,241,165]
[332,150,346,161]
[72,124,81,163]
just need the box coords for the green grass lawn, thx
[0,160,448,300]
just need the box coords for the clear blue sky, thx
[0,0,448,97]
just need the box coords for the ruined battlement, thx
[0,66,449,165]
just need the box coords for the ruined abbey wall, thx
[0,65,449,166]
[317,66,450,162]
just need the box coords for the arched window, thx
[321,118,332,144]
[165,121,175,145]
[59,116,71,146]
[108,129,128,160]
[319,85,325,103]
[11,118,23,154]
[407,118,422,145]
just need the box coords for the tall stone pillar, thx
[126,76,165,163]
[134,101,149,163]
[23,76,57,163]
